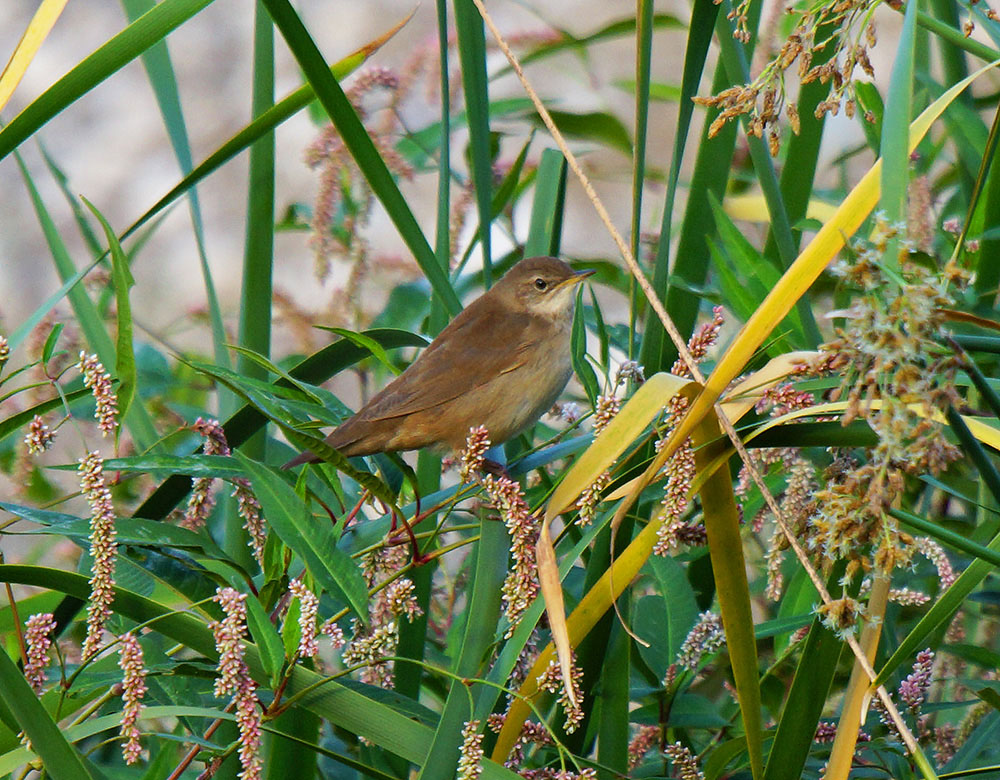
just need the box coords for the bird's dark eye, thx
[534,277,548,291]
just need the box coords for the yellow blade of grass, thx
[0,0,70,113]
[546,372,697,519]
[693,412,764,779]
[601,351,818,504]
[826,575,891,780]
[725,191,838,224]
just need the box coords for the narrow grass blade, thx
[880,0,919,233]
[0,0,70,113]
[694,413,763,780]
[81,197,138,427]
[454,0,493,284]
[524,148,567,257]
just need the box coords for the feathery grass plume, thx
[801,218,965,581]
[23,613,57,694]
[79,352,118,436]
[210,587,261,780]
[289,579,320,659]
[79,451,117,659]
[118,632,147,765]
[24,414,55,455]
[817,594,865,639]
[457,720,484,780]
[696,0,885,153]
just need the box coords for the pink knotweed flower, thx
[342,620,399,687]
[537,655,583,733]
[182,418,229,531]
[210,587,261,780]
[483,474,539,636]
[627,724,660,769]
[653,439,696,556]
[0,334,9,368]
[321,619,346,649]
[675,612,725,672]
[233,480,265,565]
[814,720,838,743]
[78,352,118,436]
[576,470,611,527]
[889,587,930,606]
[118,632,147,764]
[592,394,620,436]
[899,649,934,713]
[457,720,484,780]
[614,360,644,387]
[289,579,319,659]
[460,426,491,483]
[23,613,57,693]
[24,415,55,455]
[79,451,117,658]
[917,537,955,589]
[665,742,704,780]
[672,305,724,377]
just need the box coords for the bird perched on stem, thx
[284,256,594,469]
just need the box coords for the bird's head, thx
[493,256,596,318]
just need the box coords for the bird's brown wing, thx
[354,300,539,424]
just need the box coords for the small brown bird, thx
[285,256,594,468]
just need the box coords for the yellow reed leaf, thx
[0,0,70,114]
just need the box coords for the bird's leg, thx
[388,505,429,566]
[342,490,370,529]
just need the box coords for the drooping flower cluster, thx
[483,474,539,635]
[79,451,117,659]
[460,426,490,483]
[654,307,726,554]
[665,741,704,780]
[344,546,422,687]
[666,611,726,688]
[79,352,118,436]
[899,649,934,714]
[627,724,660,769]
[537,655,584,733]
[118,632,147,765]
[210,587,261,780]
[24,414,55,455]
[23,612,57,694]
[182,418,266,564]
[289,579,320,659]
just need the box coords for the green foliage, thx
[2,1,1000,779]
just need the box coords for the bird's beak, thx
[556,268,596,290]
